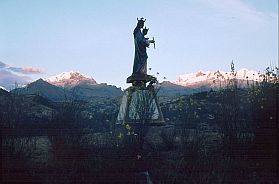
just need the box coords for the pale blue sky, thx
[0,0,278,88]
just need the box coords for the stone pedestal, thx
[117,84,164,126]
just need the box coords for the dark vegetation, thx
[1,68,278,183]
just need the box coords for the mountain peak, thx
[36,78,46,83]
[47,71,97,88]
[175,68,260,87]
[26,78,56,88]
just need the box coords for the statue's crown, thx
[137,17,146,23]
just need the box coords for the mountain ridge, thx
[12,78,70,101]
[5,69,266,101]
[0,85,7,91]
[12,77,123,102]
[175,68,261,88]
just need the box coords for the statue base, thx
[127,73,156,87]
[116,85,164,126]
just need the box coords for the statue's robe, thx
[133,27,150,75]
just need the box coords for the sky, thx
[0,0,278,89]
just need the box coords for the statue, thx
[132,18,155,75]
[116,17,164,183]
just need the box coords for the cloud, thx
[9,66,45,74]
[0,61,45,74]
[0,61,45,90]
[0,69,31,90]
[0,61,7,68]
[22,67,45,74]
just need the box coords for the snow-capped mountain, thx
[175,68,260,88]
[0,85,7,91]
[47,71,97,88]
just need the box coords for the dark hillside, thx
[11,79,69,102]
[1,80,278,183]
